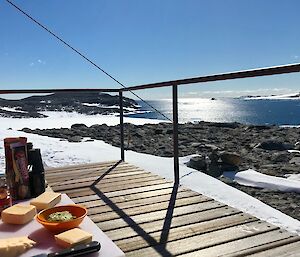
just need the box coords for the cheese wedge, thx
[30,191,61,210]
[1,204,36,224]
[0,236,36,257]
[55,228,92,248]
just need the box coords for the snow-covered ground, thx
[244,92,300,100]
[0,111,165,130]
[0,112,300,235]
[0,106,28,113]
[224,169,300,193]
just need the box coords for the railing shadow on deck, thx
[90,160,179,256]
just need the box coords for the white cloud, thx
[29,59,46,67]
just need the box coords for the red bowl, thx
[36,205,87,233]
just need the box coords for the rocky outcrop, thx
[187,155,207,171]
[21,121,300,178]
[21,121,300,220]
[256,139,294,151]
[0,92,139,118]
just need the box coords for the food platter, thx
[0,194,125,257]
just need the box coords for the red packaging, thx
[4,137,31,200]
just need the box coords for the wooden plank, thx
[64,188,96,198]
[62,180,170,197]
[65,182,174,199]
[178,230,297,257]
[106,206,243,241]
[82,189,200,210]
[97,173,156,184]
[45,163,138,180]
[46,160,132,173]
[45,161,122,175]
[45,165,142,181]
[245,238,300,257]
[47,170,149,185]
[47,172,154,187]
[45,162,114,174]
[46,162,137,175]
[45,160,119,172]
[117,213,257,252]
[125,221,280,256]
[97,201,224,231]
[89,195,211,222]
[51,174,163,191]
[97,170,150,179]
[72,185,183,204]
[46,167,113,181]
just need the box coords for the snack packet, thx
[4,137,31,200]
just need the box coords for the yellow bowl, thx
[36,205,87,233]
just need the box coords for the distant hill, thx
[238,92,300,100]
[0,92,139,118]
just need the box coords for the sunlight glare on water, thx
[177,98,248,123]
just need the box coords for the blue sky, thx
[1,0,300,99]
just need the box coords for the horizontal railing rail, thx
[1,63,300,95]
[121,63,300,91]
[1,62,300,184]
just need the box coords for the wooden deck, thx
[45,160,300,256]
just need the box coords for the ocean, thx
[127,98,300,126]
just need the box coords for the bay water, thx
[128,98,300,126]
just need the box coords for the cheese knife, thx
[32,241,101,257]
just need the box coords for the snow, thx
[285,174,300,182]
[82,103,101,107]
[0,111,165,130]
[0,107,28,113]
[244,92,300,100]
[223,169,300,193]
[82,103,138,112]
[0,113,300,235]
[288,149,300,154]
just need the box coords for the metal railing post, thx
[119,91,125,161]
[172,84,179,184]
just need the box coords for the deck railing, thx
[1,63,300,184]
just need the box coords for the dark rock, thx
[247,125,273,130]
[289,157,300,165]
[220,151,242,166]
[71,123,88,130]
[207,163,223,177]
[209,150,219,163]
[256,139,294,151]
[166,129,173,134]
[154,129,163,134]
[187,155,207,171]
[208,122,240,129]
[67,136,82,142]
[271,153,291,163]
